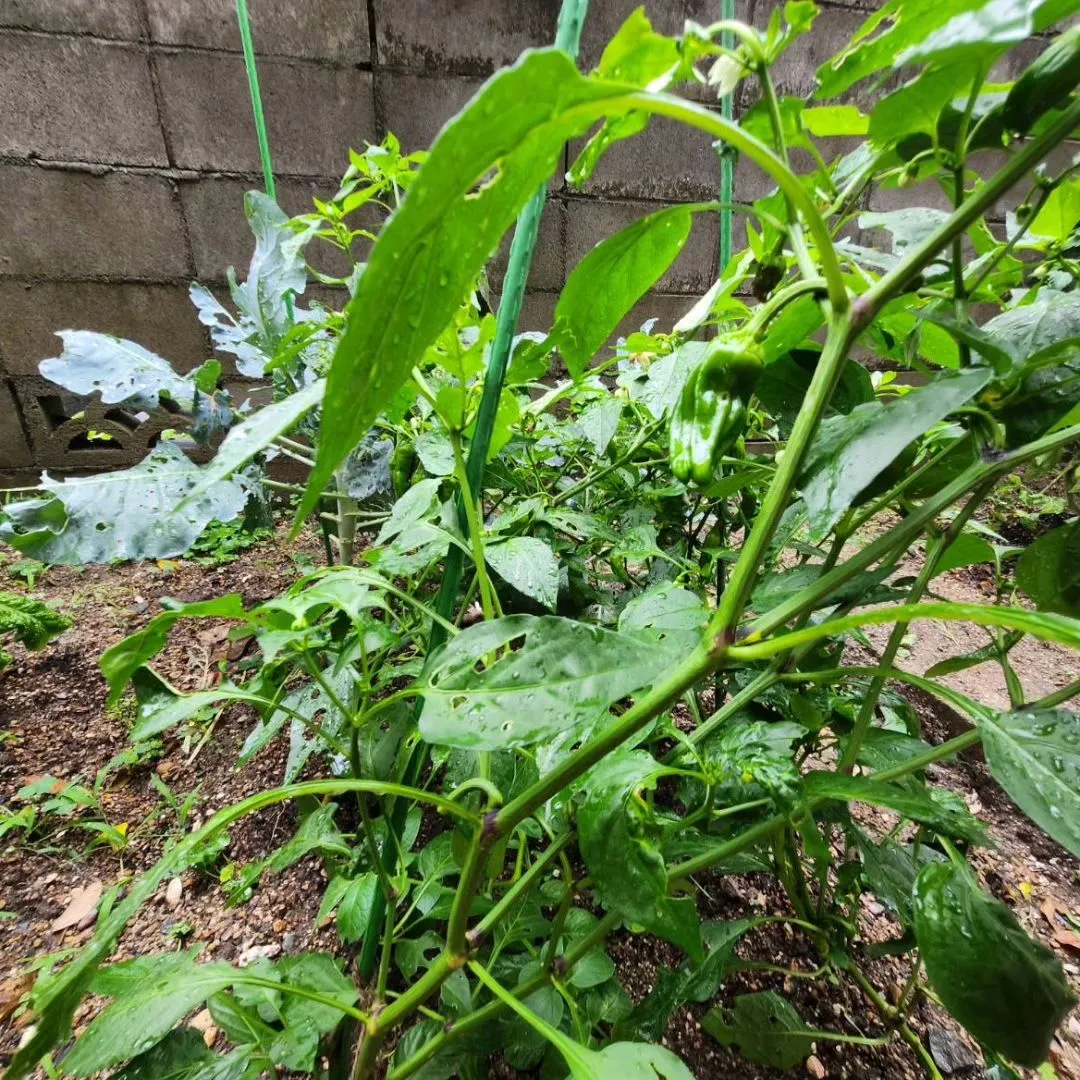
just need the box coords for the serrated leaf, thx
[915,859,1075,1066]
[485,537,560,611]
[1,444,248,566]
[419,615,679,750]
[0,592,69,653]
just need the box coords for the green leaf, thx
[816,0,1071,99]
[486,537,560,611]
[273,953,358,1037]
[925,632,1022,677]
[336,874,379,944]
[869,67,971,149]
[183,380,324,508]
[207,993,277,1051]
[804,772,985,843]
[62,953,237,1075]
[702,991,815,1069]
[801,104,868,136]
[0,592,69,652]
[99,594,249,705]
[580,398,624,456]
[0,444,248,566]
[915,860,1075,1066]
[635,341,707,420]
[799,367,991,540]
[1017,521,1080,615]
[299,50,635,523]
[854,830,943,925]
[934,531,997,577]
[40,331,196,411]
[977,708,1080,858]
[755,352,873,438]
[554,205,695,379]
[578,750,670,928]
[419,615,679,750]
[638,896,704,965]
[618,584,708,636]
[376,479,442,544]
[680,920,755,1003]
[109,1029,222,1080]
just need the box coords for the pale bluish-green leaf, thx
[579,398,624,456]
[486,537,560,611]
[1,444,247,565]
[40,331,195,411]
[376,479,443,544]
[419,615,679,750]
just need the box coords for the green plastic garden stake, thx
[719,0,735,273]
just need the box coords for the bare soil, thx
[2,529,1080,1079]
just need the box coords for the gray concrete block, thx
[0,166,190,280]
[517,290,559,333]
[488,198,565,293]
[0,282,208,377]
[564,199,718,295]
[154,52,375,175]
[569,113,722,202]
[0,35,167,165]
[179,176,349,283]
[11,372,175,469]
[0,379,33,470]
[0,0,141,38]
[372,0,559,74]
[376,72,485,154]
[144,0,369,63]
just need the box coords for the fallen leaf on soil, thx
[51,881,103,932]
[1052,927,1080,951]
[0,974,33,1024]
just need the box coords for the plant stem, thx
[450,432,496,621]
[551,420,662,507]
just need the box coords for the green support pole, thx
[355,0,592,981]
[234,0,277,200]
[719,0,735,272]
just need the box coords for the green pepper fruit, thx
[669,337,762,485]
[391,443,417,498]
[1003,25,1080,136]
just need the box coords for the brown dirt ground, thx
[1,527,1080,1079]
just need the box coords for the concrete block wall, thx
[0,0,1039,481]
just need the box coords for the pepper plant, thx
[11,1,1080,1078]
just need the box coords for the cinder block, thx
[0,0,141,38]
[488,198,566,294]
[372,0,559,74]
[0,166,189,280]
[0,379,33,470]
[0,282,208,377]
[154,52,375,176]
[376,72,485,154]
[565,199,718,296]
[179,176,350,283]
[0,35,166,165]
[11,373,174,470]
[568,114,722,202]
[517,290,558,334]
[145,0,369,62]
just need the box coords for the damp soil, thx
[2,527,1080,1079]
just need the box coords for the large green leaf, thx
[1017,521,1080,616]
[578,750,669,928]
[799,367,991,540]
[110,1029,248,1080]
[915,860,1075,1066]
[816,0,1074,98]
[999,353,1080,446]
[978,709,1080,858]
[62,953,238,1075]
[554,205,696,379]
[855,831,944,926]
[0,444,248,566]
[418,615,678,750]
[486,537,560,611]
[39,331,195,411]
[298,50,638,523]
[702,991,815,1069]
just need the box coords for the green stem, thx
[552,420,662,507]
[1031,675,1080,710]
[451,432,496,621]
